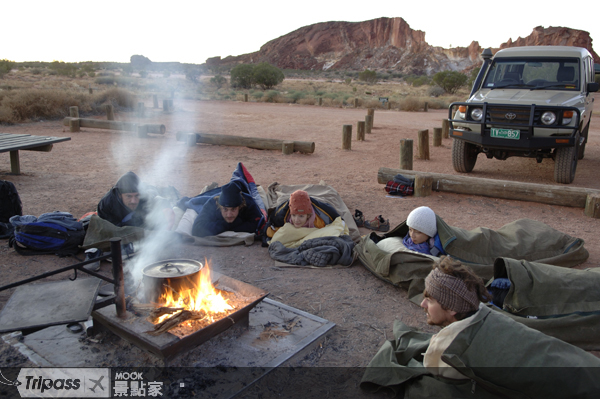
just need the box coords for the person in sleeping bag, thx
[191,182,263,237]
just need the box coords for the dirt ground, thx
[1,96,600,394]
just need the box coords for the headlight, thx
[541,111,556,125]
[562,110,573,125]
[470,108,483,121]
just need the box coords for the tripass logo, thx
[15,368,110,398]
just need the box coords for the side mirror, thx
[587,82,600,92]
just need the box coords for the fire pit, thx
[92,259,268,361]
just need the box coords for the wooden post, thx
[414,174,433,197]
[244,93,248,102]
[69,118,80,133]
[282,141,294,155]
[386,101,391,110]
[9,151,20,175]
[417,129,430,160]
[399,139,413,170]
[424,102,429,112]
[105,104,115,120]
[88,84,93,95]
[187,133,198,147]
[584,193,600,218]
[365,115,373,134]
[354,98,359,108]
[342,125,352,150]
[137,102,145,118]
[442,119,450,139]
[153,94,158,108]
[69,106,79,118]
[163,99,169,112]
[110,238,126,318]
[367,108,375,126]
[433,127,442,147]
[318,97,322,106]
[357,121,365,141]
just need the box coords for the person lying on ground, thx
[97,171,174,229]
[360,255,600,397]
[403,206,443,256]
[265,190,341,238]
[191,182,263,238]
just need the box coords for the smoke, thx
[109,102,198,299]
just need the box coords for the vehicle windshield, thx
[482,57,580,90]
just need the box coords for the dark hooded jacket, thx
[97,172,150,227]
[191,193,263,237]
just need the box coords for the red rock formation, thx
[498,26,599,63]
[209,19,598,75]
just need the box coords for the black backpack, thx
[0,180,23,239]
[9,212,85,257]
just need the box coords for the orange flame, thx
[155,259,232,324]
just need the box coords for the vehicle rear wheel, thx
[554,145,578,184]
[452,139,478,173]
[578,123,589,160]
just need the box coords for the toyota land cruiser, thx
[449,46,599,184]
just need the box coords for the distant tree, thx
[432,70,468,94]
[130,55,152,69]
[185,66,202,83]
[210,74,227,89]
[253,62,284,90]
[358,69,378,83]
[230,64,256,89]
[467,67,481,89]
[0,59,15,78]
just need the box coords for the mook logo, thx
[15,368,110,397]
[113,370,164,397]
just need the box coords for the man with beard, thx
[97,171,152,228]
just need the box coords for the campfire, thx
[129,259,264,340]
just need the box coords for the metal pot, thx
[142,259,203,303]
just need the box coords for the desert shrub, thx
[97,72,115,77]
[400,97,423,112]
[252,92,263,99]
[31,68,43,75]
[358,69,378,83]
[297,97,316,106]
[77,71,87,78]
[323,92,338,100]
[88,71,96,78]
[364,99,381,109]
[210,75,227,89]
[230,64,255,89]
[432,71,468,94]
[253,63,284,90]
[263,90,281,102]
[344,78,352,85]
[427,86,446,97]
[93,87,137,109]
[95,76,116,85]
[0,59,16,78]
[315,90,326,96]
[0,89,91,123]
[287,90,306,103]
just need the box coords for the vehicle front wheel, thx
[452,139,478,173]
[554,145,578,184]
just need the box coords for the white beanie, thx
[406,206,437,237]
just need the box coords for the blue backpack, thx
[9,212,85,257]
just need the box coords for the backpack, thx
[0,180,23,223]
[9,212,85,257]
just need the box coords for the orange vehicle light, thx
[563,111,574,118]
[458,106,467,113]
[555,139,569,143]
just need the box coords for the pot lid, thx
[143,259,202,278]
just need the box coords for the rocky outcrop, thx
[498,26,599,63]
[210,18,598,75]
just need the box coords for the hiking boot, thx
[84,248,102,272]
[354,209,365,227]
[364,215,390,232]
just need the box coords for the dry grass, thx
[0,68,470,123]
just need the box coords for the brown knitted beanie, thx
[289,190,312,215]
[424,267,480,313]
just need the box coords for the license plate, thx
[490,128,520,140]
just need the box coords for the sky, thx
[4,1,599,65]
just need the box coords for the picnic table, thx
[0,133,71,175]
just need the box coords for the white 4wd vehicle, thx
[449,46,599,184]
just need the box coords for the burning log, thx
[149,306,185,322]
[147,309,207,336]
